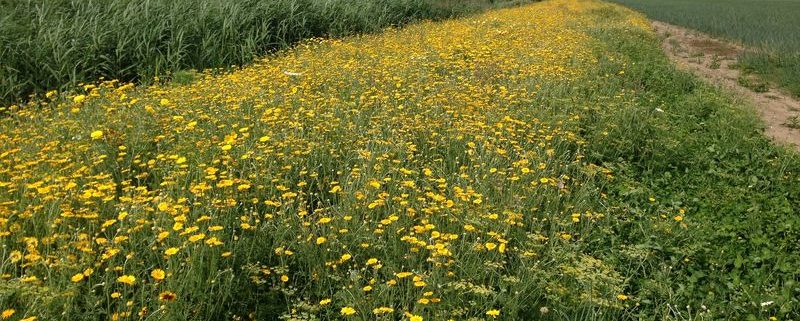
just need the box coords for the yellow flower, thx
[205,237,224,246]
[340,306,356,316]
[673,215,683,222]
[409,315,423,321]
[159,291,177,301]
[90,130,103,140]
[280,275,289,282]
[188,233,206,242]
[111,292,122,299]
[319,298,332,306]
[158,231,170,241]
[486,309,501,318]
[21,276,38,283]
[151,269,166,281]
[73,95,86,103]
[372,307,394,315]
[160,98,171,106]
[617,294,629,301]
[71,273,85,283]
[1,309,15,320]
[117,275,136,286]
[164,247,179,256]
[316,236,327,245]
[368,180,381,189]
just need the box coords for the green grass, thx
[606,0,800,97]
[0,0,524,106]
[582,20,800,319]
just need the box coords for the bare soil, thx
[653,21,800,150]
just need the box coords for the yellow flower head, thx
[340,306,356,316]
[117,275,136,286]
[372,307,394,315]
[1,309,15,320]
[159,291,177,301]
[90,130,103,140]
[151,269,166,281]
[71,273,85,283]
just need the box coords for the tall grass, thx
[0,0,520,105]
[607,0,800,97]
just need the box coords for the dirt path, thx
[652,21,800,150]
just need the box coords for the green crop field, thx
[1,1,800,320]
[608,0,800,97]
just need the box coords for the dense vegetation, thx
[2,0,799,320]
[0,0,522,105]
[607,0,800,97]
